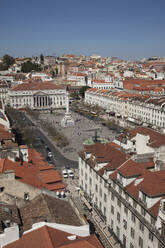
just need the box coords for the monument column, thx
[61,86,74,127]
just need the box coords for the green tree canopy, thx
[2,54,15,68]
[40,53,44,64]
[21,61,42,73]
[79,86,90,98]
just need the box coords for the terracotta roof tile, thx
[10,82,65,92]
[4,225,103,248]
[118,159,154,177]
[129,127,165,148]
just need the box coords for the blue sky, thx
[0,0,165,60]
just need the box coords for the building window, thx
[99,201,102,210]
[139,222,144,232]
[85,173,87,180]
[111,219,113,229]
[104,193,107,203]
[124,207,128,215]
[117,212,120,222]
[119,187,122,195]
[95,184,98,192]
[139,236,143,248]
[116,226,120,238]
[149,232,153,241]
[131,213,136,223]
[151,217,155,226]
[89,177,92,185]
[131,227,135,239]
[117,199,121,207]
[111,193,114,201]
[133,200,137,209]
[130,243,134,248]
[123,219,127,230]
[104,207,106,216]
[100,188,102,197]
[81,179,83,186]
[141,207,146,216]
[111,205,114,214]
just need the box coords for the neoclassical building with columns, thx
[8,81,66,110]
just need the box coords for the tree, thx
[21,61,41,73]
[79,86,90,98]
[40,54,44,64]
[2,54,15,68]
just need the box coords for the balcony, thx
[93,203,107,223]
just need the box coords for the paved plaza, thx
[39,110,117,161]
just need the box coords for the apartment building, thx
[8,81,66,110]
[90,80,114,90]
[0,81,9,100]
[78,127,165,248]
[85,88,165,129]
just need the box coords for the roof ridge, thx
[43,225,54,248]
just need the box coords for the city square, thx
[39,109,117,161]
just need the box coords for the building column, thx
[39,96,41,107]
[33,96,35,108]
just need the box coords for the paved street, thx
[39,109,117,161]
[21,112,78,168]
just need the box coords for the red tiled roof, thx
[126,170,165,199]
[83,142,128,171]
[149,200,161,217]
[0,131,14,141]
[118,159,154,177]
[129,127,165,148]
[4,225,103,248]
[10,82,65,92]
[39,170,62,184]
[0,155,64,192]
[123,79,165,91]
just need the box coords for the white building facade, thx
[85,88,165,129]
[8,82,66,110]
[79,129,165,248]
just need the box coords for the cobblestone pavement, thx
[39,110,117,161]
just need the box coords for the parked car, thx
[62,169,68,178]
[48,152,53,158]
[67,169,74,179]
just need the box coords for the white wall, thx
[0,225,19,248]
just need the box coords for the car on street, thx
[62,169,68,178]
[67,169,74,179]
[48,152,53,158]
